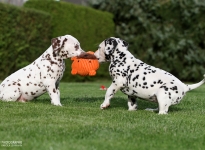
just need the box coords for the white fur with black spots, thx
[94,37,205,114]
[0,35,84,106]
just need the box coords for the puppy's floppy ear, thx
[103,38,118,61]
[104,38,118,53]
[51,36,68,56]
[122,39,129,48]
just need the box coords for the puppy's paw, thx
[128,104,137,111]
[51,101,62,106]
[128,108,137,111]
[100,103,110,109]
[158,111,168,115]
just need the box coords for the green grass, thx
[0,81,205,150]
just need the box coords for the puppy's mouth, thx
[77,49,85,55]
[95,57,102,62]
[79,51,85,55]
[97,58,108,63]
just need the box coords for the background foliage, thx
[1,0,205,82]
[0,2,52,80]
[24,0,114,81]
[89,0,205,81]
[0,1,114,82]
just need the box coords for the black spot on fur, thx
[157,80,163,84]
[132,75,139,81]
[31,92,36,95]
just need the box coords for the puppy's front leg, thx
[45,82,62,106]
[100,82,120,109]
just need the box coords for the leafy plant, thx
[0,1,115,82]
[89,0,205,81]
[0,3,52,80]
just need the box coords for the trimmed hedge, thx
[89,0,205,81]
[24,0,115,82]
[0,2,52,80]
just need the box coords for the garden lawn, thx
[0,81,205,150]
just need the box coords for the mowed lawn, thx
[0,81,205,150]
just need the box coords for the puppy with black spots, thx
[94,37,205,114]
[0,35,84,106]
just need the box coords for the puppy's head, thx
[94,37,128,63]
[51,35,84,59]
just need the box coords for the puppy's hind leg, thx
[145,94,158,112]
[0,85,21,101]
[156,90,171,115]
[128,96,137,111]
[17,94,28,103]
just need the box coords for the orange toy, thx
[71,51,99,76]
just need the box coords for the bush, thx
[0,2,52,80]
[89,0,205,81]
[24,0,115,82]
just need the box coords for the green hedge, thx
[24,0,115,82]
[89,0,205,81]
[0,2,52,80]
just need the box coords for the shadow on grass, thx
[72,96,104,103]
[29,95,182,113]
[73,96,182,112]
[137,99,182,113]
[30,98,51,105]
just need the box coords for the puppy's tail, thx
[185,74,205,92]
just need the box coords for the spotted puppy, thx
[94,37,205,114]
[0,35,84,106]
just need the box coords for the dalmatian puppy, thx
[0,35,84,106]
[94,37,205,114]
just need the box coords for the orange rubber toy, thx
[71,51,99,76]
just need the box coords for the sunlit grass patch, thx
[0,81,205,150]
